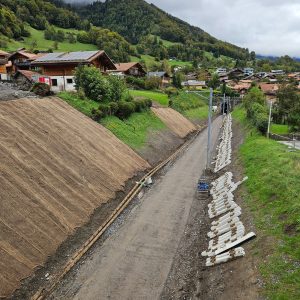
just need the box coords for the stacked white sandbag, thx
[214,114,233,173]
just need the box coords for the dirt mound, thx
[151,107,196,138]
[0,97,149,298]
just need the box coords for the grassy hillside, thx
[129,90,169,106]
[59,91,166,149]
[78,0,249,61]
[233,107,300,300]
[170,92,209,122]
[2,26,97,52]
[101,112,166,149]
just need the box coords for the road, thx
[50,116,223,300]
[278,140,300,150]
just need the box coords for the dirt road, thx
[50,116,223,300]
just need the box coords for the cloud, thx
[147,0,300,57]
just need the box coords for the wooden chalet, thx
[110,62,146,77]
[32,50,116,92]
[0,50,10,80]
[9,49,45,73]
[147,71,171,88]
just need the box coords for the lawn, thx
[3,26,97,52]
[232,107,300,300]
[101,112,166,149]
[59,91,166,149]
[183,106,209,121]
[129,90,169,106]
[271,124,290,135]
[130,54,192,69]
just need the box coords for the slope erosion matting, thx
[0,97,150,298]
[151,107,197,138]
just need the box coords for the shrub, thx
[133,99,146,112]
[126,76,145,89]
[145,77,161,90]
[108,75,126,102]
[165,86,179,97]
[98,103,111,117]
[109,102,119,115]
[116,101,136,119]
[91,108,104,121]
[31,83,52,96]
[254,112,269,134]
[74,65,111,102]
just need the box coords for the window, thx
[67,78,73,84]
[51,79,58,86]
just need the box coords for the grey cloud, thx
[147,0,300,56]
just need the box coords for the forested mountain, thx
[0,0,253,63]
[75,0,252,61]
[0,0,135,61]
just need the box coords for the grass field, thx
[3,26,97,52]
[270,124,290,135]
[130,54,192,68]
[129,90,169,106]
[233,107,300,300]
[59,91,166,149]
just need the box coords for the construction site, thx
[0,87,263,300]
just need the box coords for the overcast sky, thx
[146,0,300,57]
[66,0,300,57]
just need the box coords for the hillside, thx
[0,97,149,298]
[0,0,253,63]
[76,0,251,61]
[0,0,135,61]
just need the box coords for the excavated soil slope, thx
[151,107,196,138]
[0,97,150,298]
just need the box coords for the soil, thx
[0,97,149,299]
[137,129,184,166]
[160,118,264,300]
[151,107,197,138]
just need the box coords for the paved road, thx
[50,116,223,300]
[278,140,300,150]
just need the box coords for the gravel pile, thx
[0,81,36,101]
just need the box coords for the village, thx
[1,48,299,102]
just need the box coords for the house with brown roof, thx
[32,50,116,92]
[0,50,11,80]
[110,62,146,77]
[14,70,50,90]
[9,49,45,73]
[258,83,279,96]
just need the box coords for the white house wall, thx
[0,73,9,81]
[49,76,76,92]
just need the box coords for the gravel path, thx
[49,116,223,300]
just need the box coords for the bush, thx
[74,65,111,102]
[126,76,145,89]
[109,102,119,115]
[145,77,161,90]
[254,112,269,134]
[98,103,111,117]
[108,75,126,102]
[247,102,267,119]
[31,83,52,96]
[165,86,179,97]
[116,101,136,119]
[91,108,104,121]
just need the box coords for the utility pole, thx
[206,88,213,170]
[267,101,273,139]
[222,93,225,114]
